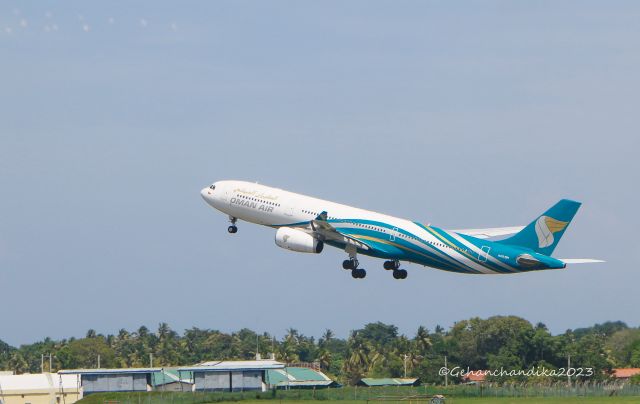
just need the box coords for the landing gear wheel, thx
[351,268,366,279]
[342,259,358,270]
[383,260,400,270]
[227,216,238,233]
[393,269,408,279]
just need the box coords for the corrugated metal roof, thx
[359,378,419,386]
[178,360,285,372]
[286,367,329,381]
[59,368,162,375]
[288,380,335,387]
[613,368,640,378]
[152,369,193,386]
[0,373,80,392]
[266,367,334,387]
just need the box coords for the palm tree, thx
[285,328,299,344]
[118,329,130,341]
[317,349,332,370]
[343,331,376,383]
[415,326,433,354]
[320,329,335,347]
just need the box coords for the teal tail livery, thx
[498,199,581,256]
[201,181,604,280]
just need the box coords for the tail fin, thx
[498,199,581,256]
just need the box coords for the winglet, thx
[315,211,328,221]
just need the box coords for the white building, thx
[0,373,82,404]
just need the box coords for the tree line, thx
[1,316,639,384]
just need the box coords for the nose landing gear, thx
[228,216,238,233]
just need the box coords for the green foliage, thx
[573,321,628,339]
[1,318,638,386]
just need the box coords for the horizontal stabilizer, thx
[452,226,525,239]
[560,258,605,264]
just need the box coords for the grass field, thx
[77,391,640,404]
[77,396,640,404]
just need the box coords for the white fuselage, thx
[200,180,506,274]
[201,180,415,234]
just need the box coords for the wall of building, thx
[154,382,193,392]
[193,371,264,392]
[81,373,148,394]
[0,374,81,404]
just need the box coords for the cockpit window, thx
[209,185,216,190]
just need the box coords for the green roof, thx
[285,367,328,381]
[152,369,193,386]
[265,367,332,387]
[265,369,289,385]
[359,378,419,387]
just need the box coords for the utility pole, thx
[403,354,408,378]
[150,353,153,368]
[97,355,100,369]
[42,353,53,373]
[567,354,571,386]
[444,356,448,387]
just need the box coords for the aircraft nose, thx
[201,187,211,200]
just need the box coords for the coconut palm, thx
[415,326,433,354]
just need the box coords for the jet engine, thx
[275,227,324,253]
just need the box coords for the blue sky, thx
[1,1,638,346]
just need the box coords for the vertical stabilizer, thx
[498,199,581,256]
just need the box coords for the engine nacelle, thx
[275,227,324,253]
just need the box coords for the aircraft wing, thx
[451,226,525,239]
[309,212,371,251]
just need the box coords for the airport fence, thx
[79,383,640,404]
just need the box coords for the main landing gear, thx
[343,258,366,279]
[384,260,408,280]
[227,216,238,234]
[343,246,366,279]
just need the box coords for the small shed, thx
[178,360,285,392]
[59,368,161,395]
[463,370,487,384]
[612,368,640,381]
[357,378,420,387]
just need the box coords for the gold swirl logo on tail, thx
[535,216,568,248]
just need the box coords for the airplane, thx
[200,180,603,279]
